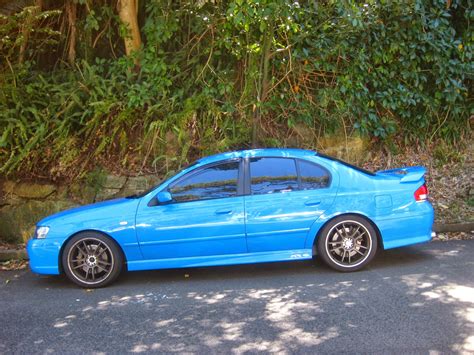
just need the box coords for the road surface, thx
[1,240,473,354]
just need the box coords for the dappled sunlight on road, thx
[2,241,473,353]
[43,273,376,353]
[263,290,337,348]
[49,281,346,353]
[425,284,474,352]
[400,274,474,353]
[45,269,466,354]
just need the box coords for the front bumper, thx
[27,238,62,275]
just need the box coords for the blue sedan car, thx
[27,149,434,288]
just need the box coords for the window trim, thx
[244,156,332,195]
[158,158,243,205]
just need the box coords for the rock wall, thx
[0,175,161,243]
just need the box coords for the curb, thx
[0,249,28,262]
[433,222,474,233]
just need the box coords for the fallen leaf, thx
[0,260,28,271]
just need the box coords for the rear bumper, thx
[376,202,434,250]
[26,238,61,275]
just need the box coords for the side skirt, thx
[127,249,313,272]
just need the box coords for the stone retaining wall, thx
[0,175,161,243]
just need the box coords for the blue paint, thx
[27,148,434,276]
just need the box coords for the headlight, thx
[35,226,50,239]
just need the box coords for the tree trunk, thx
[18,0,43,65]
[65,0,77,66]
[117,0,142,61]
[251,25,273,148]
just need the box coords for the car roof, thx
[197,148,316,164]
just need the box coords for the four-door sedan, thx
[27,149,434,288]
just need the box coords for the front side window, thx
[250,158,298,195]
[169,161,239,202]
[298,160,330,190]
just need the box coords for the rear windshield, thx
[317,153,375,176]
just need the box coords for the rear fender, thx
[305,211,383,251]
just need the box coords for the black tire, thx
[62,232,123,288]
[316,215,378,272]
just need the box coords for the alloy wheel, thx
[325,220,372,268]
[67,238,115,285]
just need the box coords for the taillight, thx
[414,183,428,202]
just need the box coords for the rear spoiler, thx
[376,166,426,183]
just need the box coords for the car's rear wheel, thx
[317,215,377,272]
[62,232,123,288]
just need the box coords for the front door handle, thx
[305,200,321,207]
[215,208,232,215]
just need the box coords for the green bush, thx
[0,0,472,179]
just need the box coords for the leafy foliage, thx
[0,0,472,179]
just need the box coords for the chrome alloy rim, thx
[67,238,114,285]
[325,220,372,268]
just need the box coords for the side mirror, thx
[157,191,173,204]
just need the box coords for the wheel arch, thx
[311,213,384,256]
[58,229,128,274]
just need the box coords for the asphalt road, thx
[1,240,473,354]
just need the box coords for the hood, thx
[37,198,139,226]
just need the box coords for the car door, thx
[244,157,337,253]
[135,159,247,260]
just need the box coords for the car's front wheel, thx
[62,232,123,288]
[317,215,378,272]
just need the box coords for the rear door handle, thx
[215,208,232,215]
[305,200,321,206]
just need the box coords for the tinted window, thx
[169,161,239,202]
[298,160,330,189]
[250,158,298,195]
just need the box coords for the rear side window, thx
[169,161,239,202]
[250,158,298,194]
[298,160,330,190]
